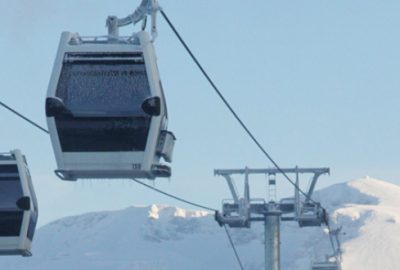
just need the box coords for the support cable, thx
[0,101,49,134]
[224,224,245,270]
[159,12,340,263]
[159,9,318,206]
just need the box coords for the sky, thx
[0,0,399,227]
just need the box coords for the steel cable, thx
[159,9,319,206]
[0,101,49,134]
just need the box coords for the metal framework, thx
[214,166,340,270]
[311,227,342,270]
[106,0,160,40]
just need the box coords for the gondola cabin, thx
[0,150,38,256]
[46,31,175,180]
[297,202,325,227]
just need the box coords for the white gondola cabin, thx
[46,31,175,180]
[0,150,38,256]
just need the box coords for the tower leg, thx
[265,209,281,270]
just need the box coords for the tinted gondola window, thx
[0,165,24,236]
[55,116,151,152]
[56,57,151,116]
[54,55,152,152]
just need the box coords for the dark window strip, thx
[0,165,18,173]
[0,211,24,237]
[0,176,20,181]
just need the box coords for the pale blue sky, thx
[0,0,399,226]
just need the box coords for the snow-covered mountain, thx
[0,177,399,270]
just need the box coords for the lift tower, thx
[215,167,330,270]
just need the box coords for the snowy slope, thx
[0,177,399,270]
[316,178,400,270]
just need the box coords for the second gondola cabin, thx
[46,31,175,181]
[0,150,38,257]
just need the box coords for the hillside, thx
[0,177,399,270]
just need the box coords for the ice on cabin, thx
[57,63,151,116]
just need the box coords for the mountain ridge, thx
[0,177,399,270]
